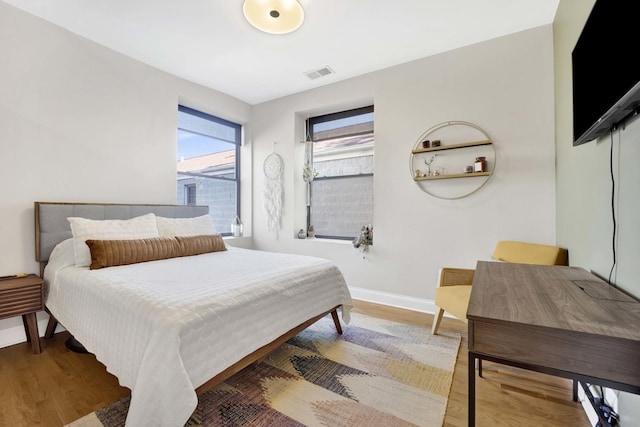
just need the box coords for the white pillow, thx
[68,213,160,267]
[156,214,217,237]
[43,238,76,284]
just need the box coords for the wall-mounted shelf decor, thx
[413,171,491,181]
[409,121,496,199]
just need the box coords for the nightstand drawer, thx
[0,284,44,319]
[0,274,45,354]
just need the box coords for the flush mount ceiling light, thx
[243,0,304,34]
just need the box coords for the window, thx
[177,105,241,235]
[307,106,374,239]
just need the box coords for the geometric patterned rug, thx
[67,312,461,427]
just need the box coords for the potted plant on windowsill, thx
[353,224,373,258]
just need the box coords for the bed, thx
[35,202,353,427]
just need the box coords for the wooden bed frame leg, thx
[331,309,343,335]
[196,306,344,395]
[44,314,58,339]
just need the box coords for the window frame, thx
[306,105,374,240]
[308,106,374,142]
[177,105,242,235]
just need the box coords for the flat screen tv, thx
[572,0,640,146]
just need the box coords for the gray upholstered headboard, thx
[35,202,209,263]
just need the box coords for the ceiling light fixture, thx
[242,0,304,35]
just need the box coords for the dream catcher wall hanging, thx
[262,151,284,234]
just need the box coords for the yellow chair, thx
[431,240,568,335]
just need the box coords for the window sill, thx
[224,235,253,249]
[296,237,353,245]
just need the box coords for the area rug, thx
[67,312,461,427]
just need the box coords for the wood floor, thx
[0,301,591,427]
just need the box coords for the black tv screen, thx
[572,0,640,146]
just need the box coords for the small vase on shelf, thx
[424,155,436,176]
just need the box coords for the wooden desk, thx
[467,261,640,426]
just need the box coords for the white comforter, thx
[44,243,352,427]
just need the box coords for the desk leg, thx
[469,352,476,427]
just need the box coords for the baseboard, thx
[348,286,447,316]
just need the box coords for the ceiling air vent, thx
[304,66,334,80]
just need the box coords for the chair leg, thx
[431,307,445,335]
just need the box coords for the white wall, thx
[250,26,557,310]
[0,0,557,360]
[0,2,252,345]
[555,0,640,424]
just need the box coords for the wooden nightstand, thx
[0,274,44,354]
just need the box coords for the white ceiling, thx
[4,0,559,105]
